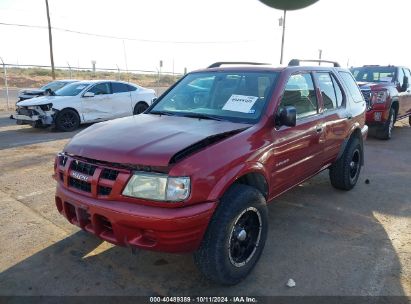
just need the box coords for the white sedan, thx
[12,80,156,131]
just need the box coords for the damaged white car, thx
[12,80,156,131]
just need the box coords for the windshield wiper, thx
[149,111,175,116]
[180,113,226,121]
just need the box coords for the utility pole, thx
[279,10,286,65]
[0,57,9,109]
[45,0,55,79]
[318,49,322,65]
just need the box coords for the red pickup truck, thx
[54,60,368,285]
[351,65,411,139]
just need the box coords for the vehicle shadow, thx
[0,114,91,150]
[0,127,409,296]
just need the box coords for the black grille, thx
[98,186,112,196]
[71,160,96,176]
[69,177,91,193]
[17,107,39,116]
[101,168,119,180]
[361,89,371,109]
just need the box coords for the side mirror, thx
[151,97,157,103]
[401,76,409,92]
[83,92,95,98]
[276,106,296,127]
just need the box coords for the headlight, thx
[39,103,53,111]
[122,172,190,202]
[371,91,387,104]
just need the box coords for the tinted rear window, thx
[339,72,364,103]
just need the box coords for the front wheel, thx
[194,184,268,285]
[378,108,395,140]
[329,136,362,191]
[55,109,80,132]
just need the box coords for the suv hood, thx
[64,114,251,167]
[17,95,72,107]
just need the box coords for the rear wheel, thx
[55,109,80,132]
[133,102,148,115]
[194,184,268,285]
[378,108,395,140]
[329,137,362,191]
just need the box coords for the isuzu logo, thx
[71,171,89,182]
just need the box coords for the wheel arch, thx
[207,163,270,202]
[54,107,82,123]
[391,98,399,121]
[336,127,364,165]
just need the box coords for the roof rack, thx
[288,59,341,67]
[208,62,271,68]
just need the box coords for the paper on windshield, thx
[222,95,258,113]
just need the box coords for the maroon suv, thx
[351,65,411,139]
[54,60,368,285]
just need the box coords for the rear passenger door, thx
[314,72,349,162]
[271,72,326,194]
[111,82,133,118]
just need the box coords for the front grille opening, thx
[69,177,91,193]
[65,202,77,223]
[98,186,112,196]
[101,168,119,181]
[71,160,96,176]
[78,208,92,228]
[59,172,64,182]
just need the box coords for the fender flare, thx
[335,126,364,166]
[207,162,270,202]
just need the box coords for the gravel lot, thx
[0,111,410,296]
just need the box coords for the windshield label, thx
[222,95,258,113]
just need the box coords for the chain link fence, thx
[0,63,182,110]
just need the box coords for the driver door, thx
[270,72,326,195]
[81,82,114,122]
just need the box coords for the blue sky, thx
[0,0,410,73]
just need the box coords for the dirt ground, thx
[0,111,410,297]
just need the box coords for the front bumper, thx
[55,184,217,253]
[365,108,390,126]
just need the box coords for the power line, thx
[0,22,254,44]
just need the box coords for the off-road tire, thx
[378,108,395,140]
[133,102,148,115]
[55,109,80,132]
[194,184,268,285]
[329,136,362,191]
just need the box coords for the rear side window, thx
[279,73,318,119]
[339,72,364,103]
[127,84,137,91]
[112,82,130,93]
[315,72,344,110]
[88,83,111,95]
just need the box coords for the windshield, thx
[41,81,71,92]
[149,71,279,124]
[351,66,395,83]
[55,82,90,96]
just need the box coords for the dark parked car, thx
[351,65,411,139]
[54,60,368,285]
[18,80,78,101]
